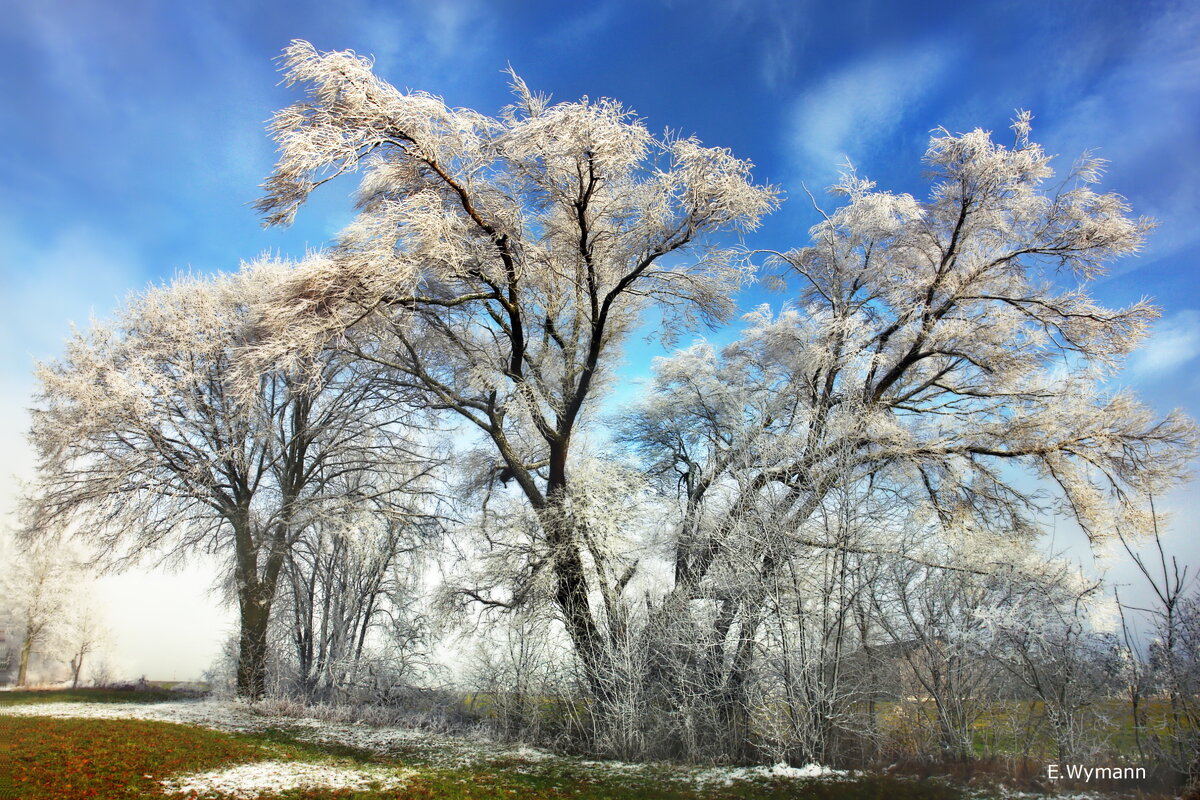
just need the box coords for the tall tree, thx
[28,262,430,698]
[251,41,777,700]
[624,114,1196,755]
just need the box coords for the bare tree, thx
[467,605,575,743]
[280,473,443,701]
[622,113,1195,759]
[64,602,108,689]
[249,41,777,706]
[866,549,1004,761]
[980,563,1117,762]
[751,485,887,765]
[0,538,81,687]
[1159,590,1200,786]
[1114,505,1200,784]
[27,262,431,698]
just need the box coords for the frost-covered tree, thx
[250,41,777,701]
[751,485,908,765]
[979,564,1115,762]
[1114,514,1200,781]
[64,602,108,689]
[27,262,434,698]
[871,552,1010,761]
[1,540,78,687]
[1157,590,1200,783]
[281,471,443,701]
[624,114,1196,756]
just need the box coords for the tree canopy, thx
[19,44,1197,772]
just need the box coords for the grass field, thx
[0,716,970,799]
[0,687,186,707]
[871,696,1189,761]
[0,689,1175,799]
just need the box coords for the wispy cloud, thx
[544,5,620,48]
[736,0,810,90]
[354,0,494,90]
[1127,309,1200,377]
[673,0,810,90]
[759,16,802,90]
[424,1,482,59]
[1037,4,1200,268]
[787,40,957,183]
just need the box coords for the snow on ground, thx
[160,761,416,798]
[0,699,853,789]
[0,700,557,770]
[0,700,266,732]
[505,743,555,762]
[0,700,1109,798]
[689,761,849,786]
[764,762,846,779]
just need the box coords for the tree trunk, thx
[71,651,84,688]
[538,446,614,710]
[548,513,612,705]
[17,638,32,688]
[237,591,272,700]
[721,607,764,762]
[232,514,289,700]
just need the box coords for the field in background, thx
[873,697,1188,758]
[0,686,191,705]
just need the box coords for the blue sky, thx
[2,0,1197,677]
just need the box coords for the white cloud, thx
[1127,309,1200,377]
[355,0,493,88]
[1037,4,1200,268]
[788,41,957,182]
[543,5,620,48]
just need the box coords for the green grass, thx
[18,689,1182,798]
[0,687,186,706]
[0,717,271,799]
[873,697,1189,760]
[0,702,970,800]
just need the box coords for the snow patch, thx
[691,761,848,786]
[507,744,555,762]
[766,761,845,779]
[160,760,416,798]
